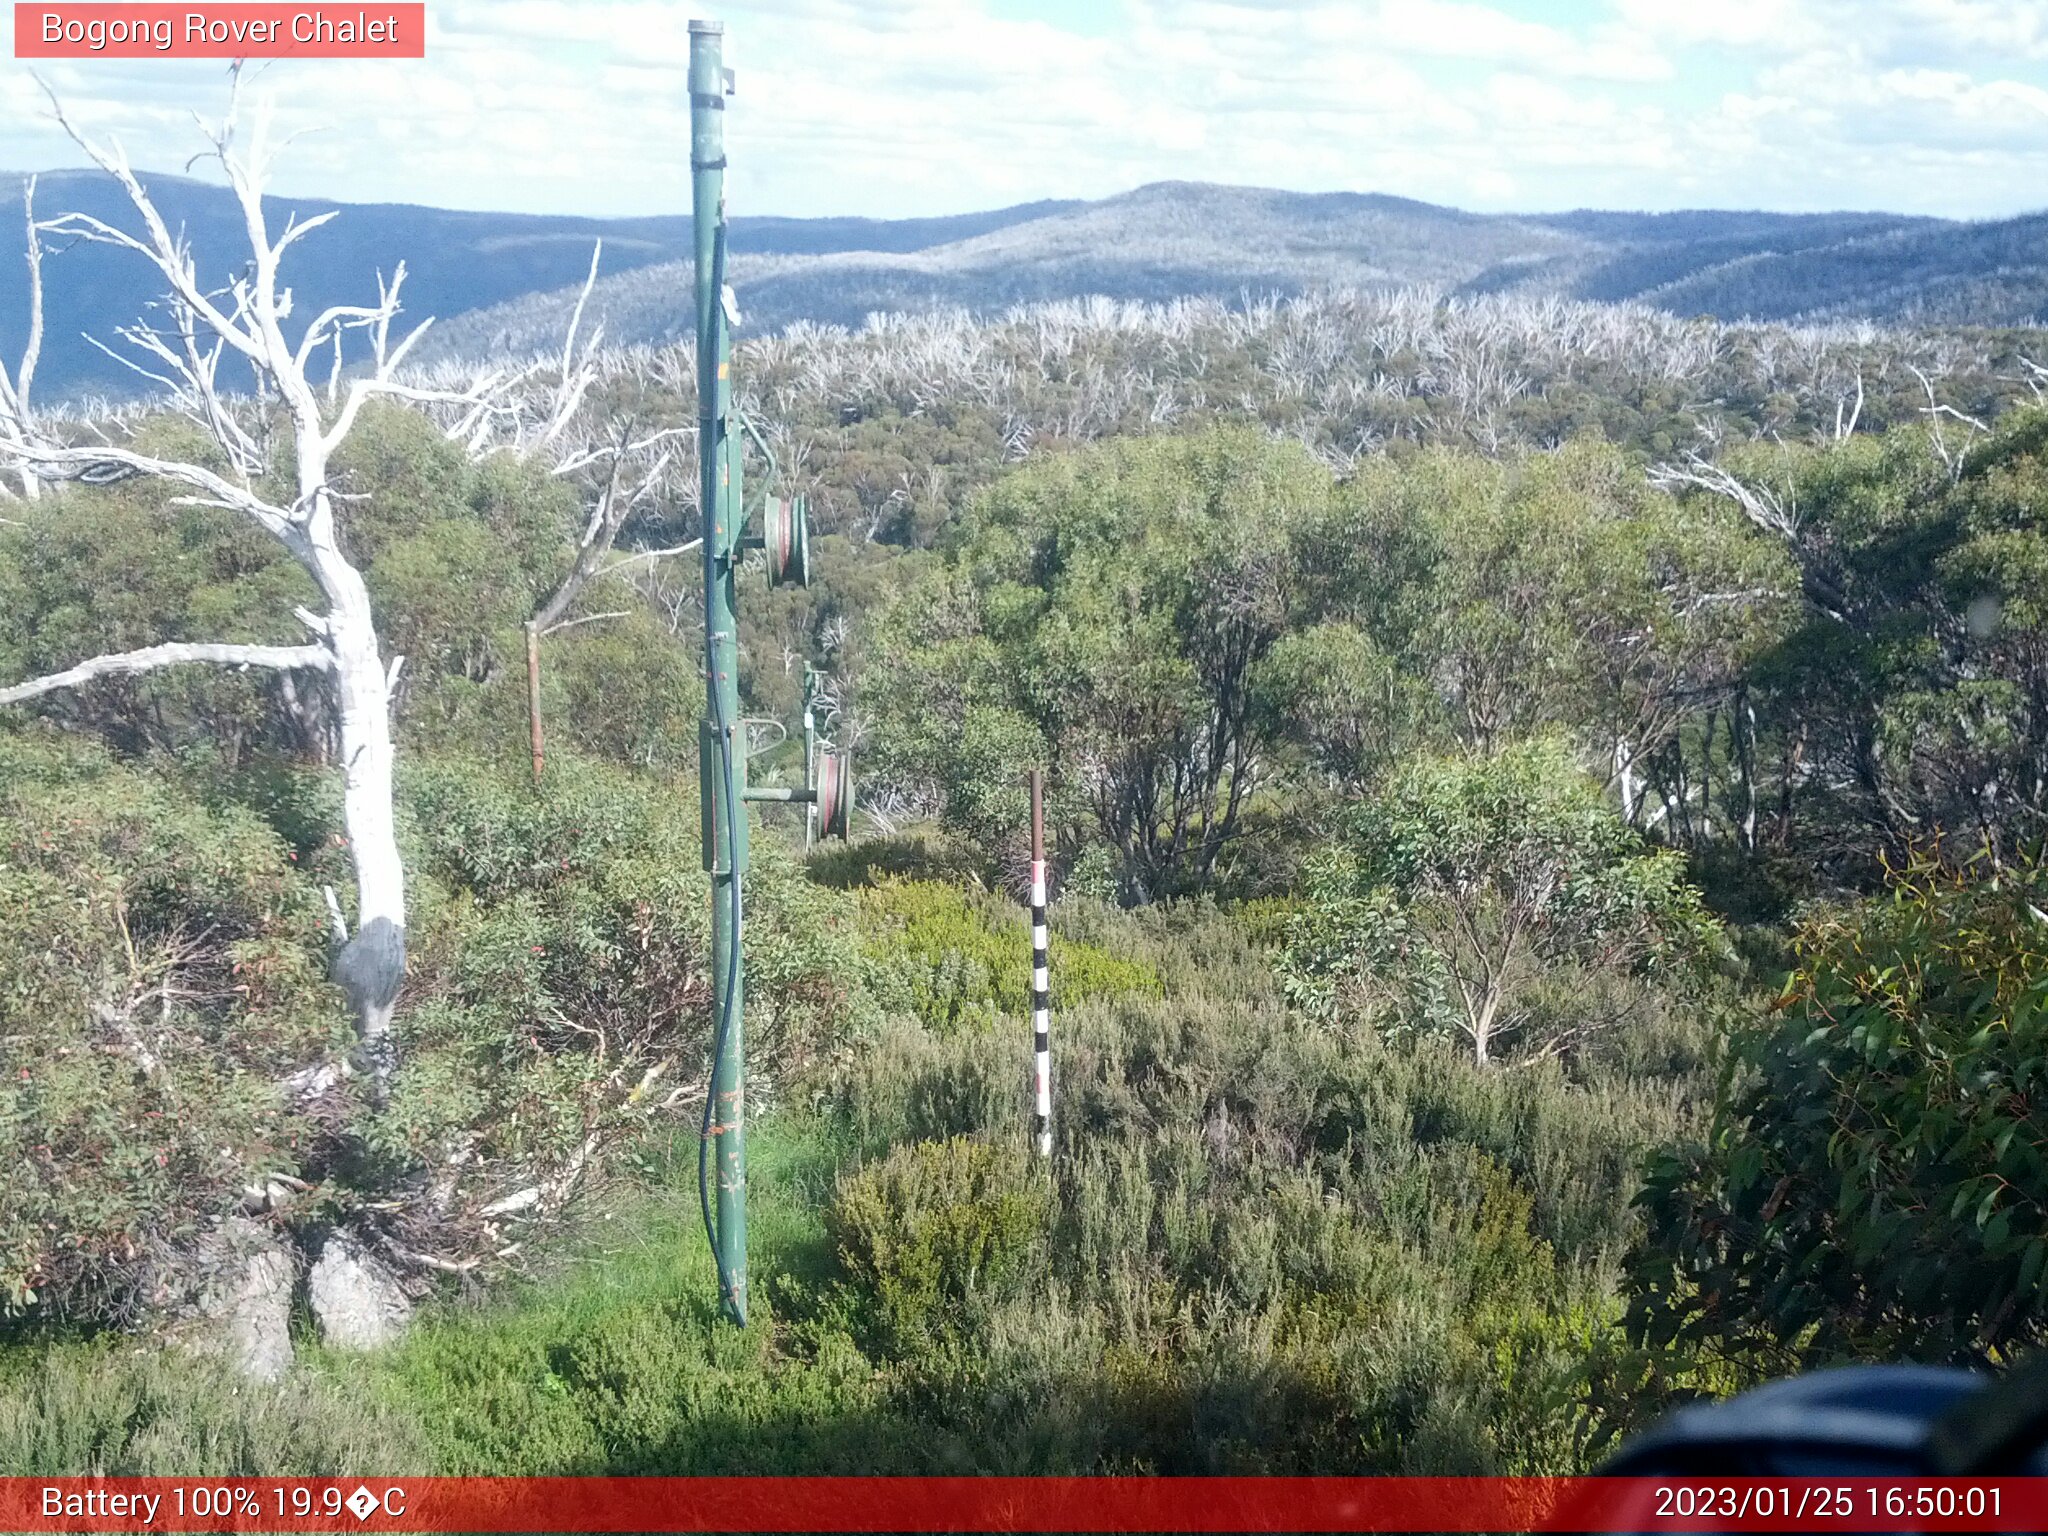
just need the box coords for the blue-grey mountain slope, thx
[5,170,2041,395]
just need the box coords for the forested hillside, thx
[0,171,1069,399]
[15,169,2048,399]
[425,186,2041,366]
[4,163,2048,1478]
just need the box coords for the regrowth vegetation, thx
[5,124,2048,1473]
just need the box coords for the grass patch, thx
[0,1118,896,1477]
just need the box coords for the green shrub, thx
[858,879,1160,1035]
[373,750,882,1221]
[1234,896,1303,950]
[0,735,344,1318]
[0,1344,426,1475]
[828,1138,1052,1354]
[1278,737,1721,1065]
[806,831,991,891]
[1632,848,2048,1371]
[840,1019,1021,1151]
[0,733,880,1327]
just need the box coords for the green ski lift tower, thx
[690,18,852,1326]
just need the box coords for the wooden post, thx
[525,622,544,786]
[1029,769,1050,1157]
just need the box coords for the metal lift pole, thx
[690,16,747,1327]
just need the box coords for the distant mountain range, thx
[2,170,2041,398]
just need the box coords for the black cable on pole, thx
[699,713,743,1305]
[698,216,744,1314]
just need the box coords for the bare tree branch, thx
[599,537,701,577]
[0,641,331,705]
[1649,450,1799,540]
[538,241,604,449]
[34,83,269,375]
[1909,364,1988,481]
[529,422,687,634]
[540,610,630,638]
[6,440,297,538]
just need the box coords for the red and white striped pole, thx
[1028,769,1051,1157]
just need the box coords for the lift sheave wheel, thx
[763,493,811,589]
[816,749,853,840]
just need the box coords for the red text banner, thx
[14,4,426,58]
[3,1476,2048,1532]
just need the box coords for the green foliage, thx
[863,427,1336,898]
[0,1343,423,1482]
[818,891,1697,1472]
[864,430,1800,909]
[0,458,315,758]
[1254,621,1438,790]
[0,734,343,1316]
[805,830,991,892]
[1321,443,1792,762]
[0,1344,426,1475]
[1233,895,1303,949]
[1652,406,2048,881]
[377,751,881,1191]
[1279,738,1721,1063]
[341,404,569,657]
[1631,848,2048,1370]
[828,1138,1052,1354]
[857,879,1160,1035]
[542,610,699,772]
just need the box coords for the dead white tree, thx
[1909,363,1989,482]
[1649,449,1801,541]
[1649,447,1858,628]
[2014,354,2048,405]
[1832,372,1864,443]
[489,246,698,780]
[0,175,44,501]
[0,82,510,1097]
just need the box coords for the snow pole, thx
[1029,769,1051,1157]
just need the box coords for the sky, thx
[2,0,2047,221]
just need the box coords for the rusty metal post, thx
[803,667,819,855]
[524,623,544,786]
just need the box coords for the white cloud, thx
[1611,0,1818,51]
[1370,0,1672,81]
[0,0,2041,220]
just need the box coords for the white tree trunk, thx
[1614,736,1640,824]
[7,83,522,1109]
[324,566,405,1089]
[298,422,406,1091]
